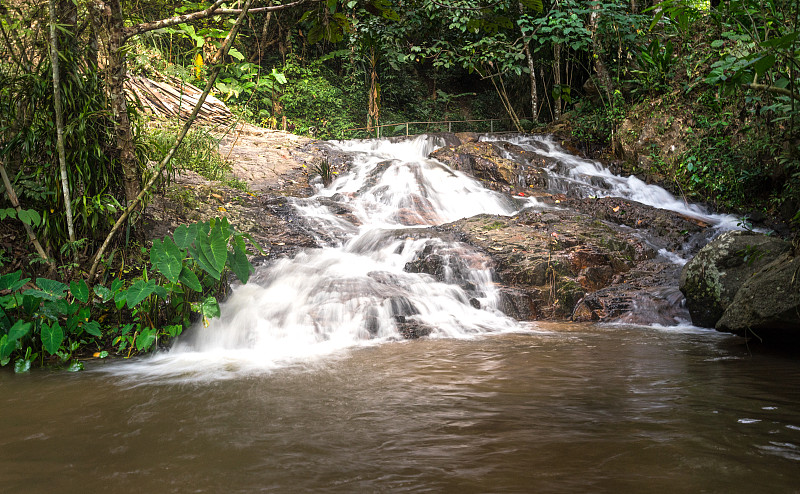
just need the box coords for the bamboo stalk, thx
[49,0,76,247]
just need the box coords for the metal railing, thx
[341,116,530,139]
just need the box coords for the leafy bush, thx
[0,218,260,371]
[278,58,362,139]
[143,125,231,182]
[0,57,127,249]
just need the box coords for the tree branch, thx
[123,0,226,40]
[742,83,800,101]
[214,0,320,16]
[124,0,318,41]
[0,157,52,268]
[49,0,77,246]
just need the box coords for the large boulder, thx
[430,207,658,320]
[716,251,800,340]
[679,231,792,328]
[429,141,547,193]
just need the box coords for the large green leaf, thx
[151,237,184,283]
[203,224,229,273]
[94,284,112,302]
[179,266,203,292]
[69,280,89,303]
[41,321,64,356]
[173,223,198,250]
[0,334,16,361]
[190,243,220,280]
[752,54,776,77]
[114,287,128,309]
[22,288,58,301]
[35,278,68,298]
[82,321,102,338]
[228,236,253,284]
[126,279,158,308]
[0,271,28,292]
[7,319,31,341]
[111,278,125,295]
[135,328,157,351]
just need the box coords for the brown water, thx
[2,323,799,493]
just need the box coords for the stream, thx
[2,135,799,492]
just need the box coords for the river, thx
[1,135,798,492]
[2,325,800,492]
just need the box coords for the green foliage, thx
[0,55,126,250]
[311,159,334,186]
[570,90,626,145]
[0,218,261,371]
[278,57,362,138]
[143,125,230,182]
[0,208,42,227]
[632,39,675,93]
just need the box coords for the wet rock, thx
[563,196,708,254]
[396,320,433,339]
[573,268,689,325]
[716,251,800,341]
[435,208,661,320]
[430,141,547,193]
[403,240,494,296]
[497,287,542,320]
[679,231,792,328]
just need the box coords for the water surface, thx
[2,324,799,493]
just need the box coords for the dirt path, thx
[143,124,323,259]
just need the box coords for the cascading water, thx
[121,135,538,380]
[482,134,741,229]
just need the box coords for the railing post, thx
[448,121,451,133]
[406,122,409,136]
[490,119,494,133]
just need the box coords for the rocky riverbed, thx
[145,127,800,342]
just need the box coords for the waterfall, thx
[483,134,741,230]
[123,136,538,379]
[108,133,739,380]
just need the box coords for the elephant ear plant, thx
[0,217,263,372]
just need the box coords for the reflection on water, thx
[2,324,799,493]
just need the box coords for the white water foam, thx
[483,134,742,230]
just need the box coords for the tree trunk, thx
[367,46,380,132]
[522,37,537,123]
[0,157,52,267]
[49,0,76,245]
[93,0,141,206]
[519,0,537,123]
[589,1,614,103]
[553,43,562,121]
[89,0,256,280]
